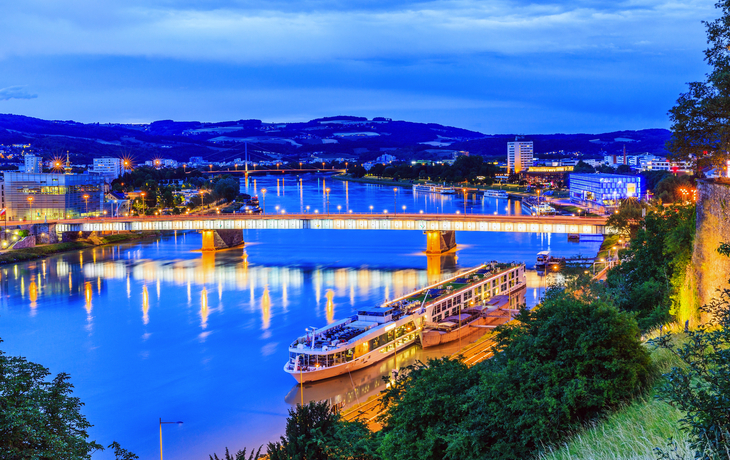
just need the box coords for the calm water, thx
[0,175,601,460]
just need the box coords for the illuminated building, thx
[507,139,533,174]
[569,173,643,210]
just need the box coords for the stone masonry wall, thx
[694,180,730,309]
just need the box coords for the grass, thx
[538,396,689,460]
[538,329,694,460]
[0,242,92,264]
[596,234,622,261]
[0,232,160,264]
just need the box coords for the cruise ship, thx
[483,189,508,198]
[284,263,526,383]
[412,184,457,195]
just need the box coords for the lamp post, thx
[462,188,467,214]
[369,205,373,214]
[27,196,34,222]
[82,194,89,216]
[337,205,341,214]
[140,192,146,216]
[393,188,398,215]
[261,189,267,213]
[325,188,331,215]
[159,418,183,460]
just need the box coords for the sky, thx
[0,0,719,133]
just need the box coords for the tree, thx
[214,177,240,202]
[573,160,596,173]
[267,401,379,460]
[0,341,136,460]
[378,359,480,460]
[605,197,646,238]
[667,0,730,172]
[454,285,651,460]
[210,446,262,460]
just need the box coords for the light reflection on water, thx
[0,175,600,460]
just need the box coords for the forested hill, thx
[0,113,670,164]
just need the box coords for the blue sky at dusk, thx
[0,0,718,133]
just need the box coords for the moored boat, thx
[284,262,526,383]
[483,189,508,198]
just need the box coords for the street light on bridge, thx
[261,189,267,213]
[82,194,90,216]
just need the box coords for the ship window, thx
[447,298,452,308]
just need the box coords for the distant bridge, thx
[203,168,346,175]
[52,213,611,253]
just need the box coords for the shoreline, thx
[0,231,164,265]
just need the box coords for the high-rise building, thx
[507,140,533,174]
[24,154,42,173]
[92,157,123,179]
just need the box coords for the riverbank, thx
[0,232,163,265]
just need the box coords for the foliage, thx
[606,197,647,237]
[0,340,135,460]
[652,282,730,458]
[654,174,695,203]
[107,441,139,460]
[266,401,380,460]
[667,0,730,172]
[376,283,651,460]
[573,160,596,173]
[606,205,696,330]
[378,358,480,460]
[17,229,30,238]
[363,155,499,185]
[457,286,651,460]
[210,446,262,460]
[214,176,240,202]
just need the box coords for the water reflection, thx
[201,287,209,329]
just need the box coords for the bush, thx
[378,284,652,460]
[266,401,379,460]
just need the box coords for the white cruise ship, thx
[284,262,526,383]
[412,184,457,195]
[483,189,508,198]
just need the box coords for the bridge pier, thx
[425,230,456,255]
[201,229,244,251]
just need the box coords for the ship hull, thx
[285,337,419,383]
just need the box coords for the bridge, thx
[203,168,346,175]
[50,213,611,254]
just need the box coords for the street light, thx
[369,205,373,214]
[462,188,467,214]
[337,205,342,214]
[159,418,183,460]
[261,188,267,213]
[82,194,90,216]
[402,205,406,214]
[140,192,146,215]
[325,188,331,215]
[393,188,398,215]
[306,205,310,213]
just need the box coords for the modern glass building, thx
[2,172,106,221]
[569,173,643,208]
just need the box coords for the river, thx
[0,174,602,459]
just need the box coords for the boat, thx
[412,184,457,195]
[483,190,508,199]
[522,199,557,216]
[536,251,551,270]
[419,293,522,348]
[284,262,527,383]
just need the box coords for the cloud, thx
[0,0,716,64]
[0,86,38,101]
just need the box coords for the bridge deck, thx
[49,213,610,235]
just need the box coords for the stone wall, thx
[12,236,36,249]
[693,180,730,309]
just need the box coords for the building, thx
[521,166,574,184]
[569,173,643,210]
[189,156,204,165]
[92,157,123,180]
[507,140,533,173]
[24,154,42,173]
[1,172,107,221]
